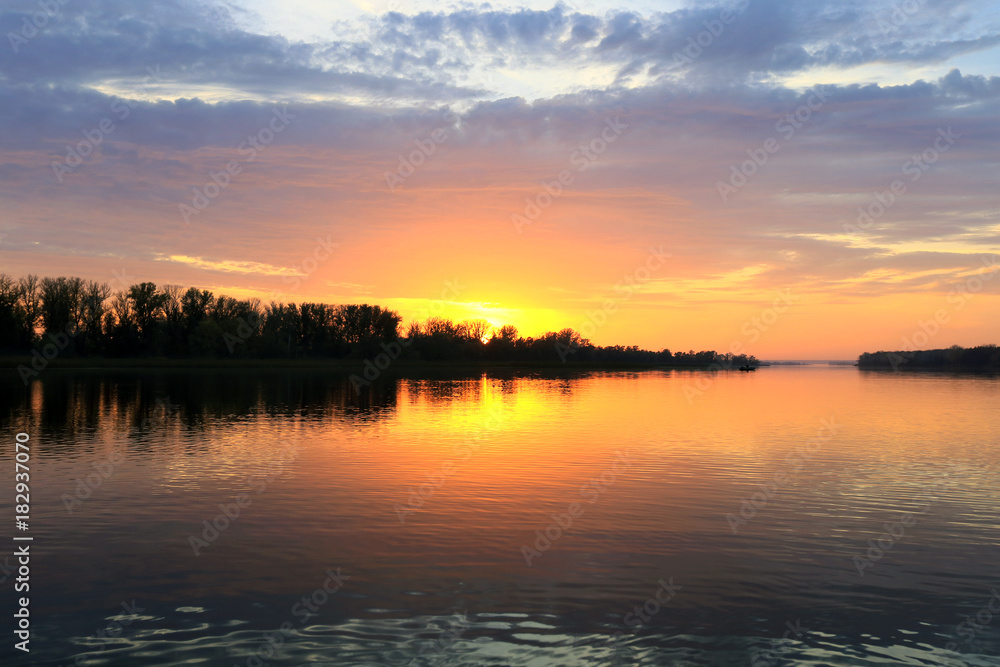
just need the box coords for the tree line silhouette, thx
[1,274,759,368]
[858,345,1000,371]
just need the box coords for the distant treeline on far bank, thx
[858,345,1000,371]
[0,274,760,370]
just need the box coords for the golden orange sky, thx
[1,0,999,358]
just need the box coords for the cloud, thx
[155,254,302,276]
[1,0,998,353]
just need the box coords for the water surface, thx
[2,366,998,666]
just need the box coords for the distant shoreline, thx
[857,345,999,372]
[1,356,760,373]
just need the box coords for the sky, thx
[1,0,999,359]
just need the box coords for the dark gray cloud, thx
[3,0,998,107]
[0,0,998,306]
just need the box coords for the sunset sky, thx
[1,0,998,358]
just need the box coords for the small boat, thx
[739,365,756,372]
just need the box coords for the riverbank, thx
[1,355,754,373]
[857,345,1000,372]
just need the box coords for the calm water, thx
[1,366,999,666]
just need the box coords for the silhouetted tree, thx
[106,290,137,354]
[68,280,112,355]
[1,272,769,366]
[182,287,214,328]
[0,274,24,351]
[40,276,84,339]
[15,275,42,347]
[128,282,165,340]
[858,345,999,371]
[459,319,491,342]
[494,324,517,342]
[159,285,184,354]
